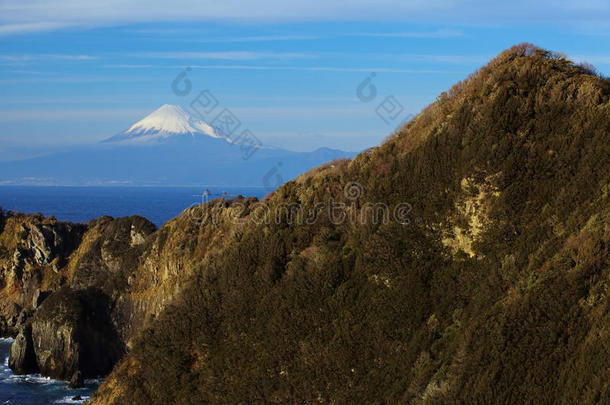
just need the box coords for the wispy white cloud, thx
[0,0,453,32]
[102,63,169,69]
[285,66,461,73]
[0,108,148,121]
[393,54,487,64]
[0,22,71,35]
[0,95,156,105]
[0,76,155,84]
[347,29,464,38]
[179,31,461,43]
[197,35,322,42]
[139,51,315,60]
[0,69,45,75]
[126,28,464,43]
[0,54,98,62]
[1,0,610,37]
[103,64,156,68]
[0,105,372,123]
[127,27,216,35]
[103,64,462,74]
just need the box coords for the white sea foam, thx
[9,373,55,385]
[0,337,100,403]
[54,395,90,404]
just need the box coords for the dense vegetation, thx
[93,44,610,404]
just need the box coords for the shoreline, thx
[0,338,100,404]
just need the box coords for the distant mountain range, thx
[0,105,355,187]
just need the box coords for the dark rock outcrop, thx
[70,371,84,389]
[27,287,124,386]
[69,216,156,296]
[8,324,38,374]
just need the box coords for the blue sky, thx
[1,1,610,160]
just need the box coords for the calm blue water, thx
[0,338,100,404]
[0,186,269,226]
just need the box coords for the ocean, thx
[0,186,269,226]
[0,338,101,404]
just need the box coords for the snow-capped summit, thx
[103,104,223,144]
[0,103,356,185]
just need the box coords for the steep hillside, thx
[91,44,610,404]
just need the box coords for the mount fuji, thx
[102,104,226,144]
[0,105,355,187]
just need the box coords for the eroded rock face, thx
[0,212,168,386]
[0,212,87,336]
[28,288,124,385]
[68,216,156,296]
[8,324,38,374]
[441,174,501,258]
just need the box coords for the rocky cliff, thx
[9,288,123,386]
[1,44,610,403]
[0,210,86,337]
[0,212,152,385]
[0,199,255,386]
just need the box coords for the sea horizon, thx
[0,185,269,226]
